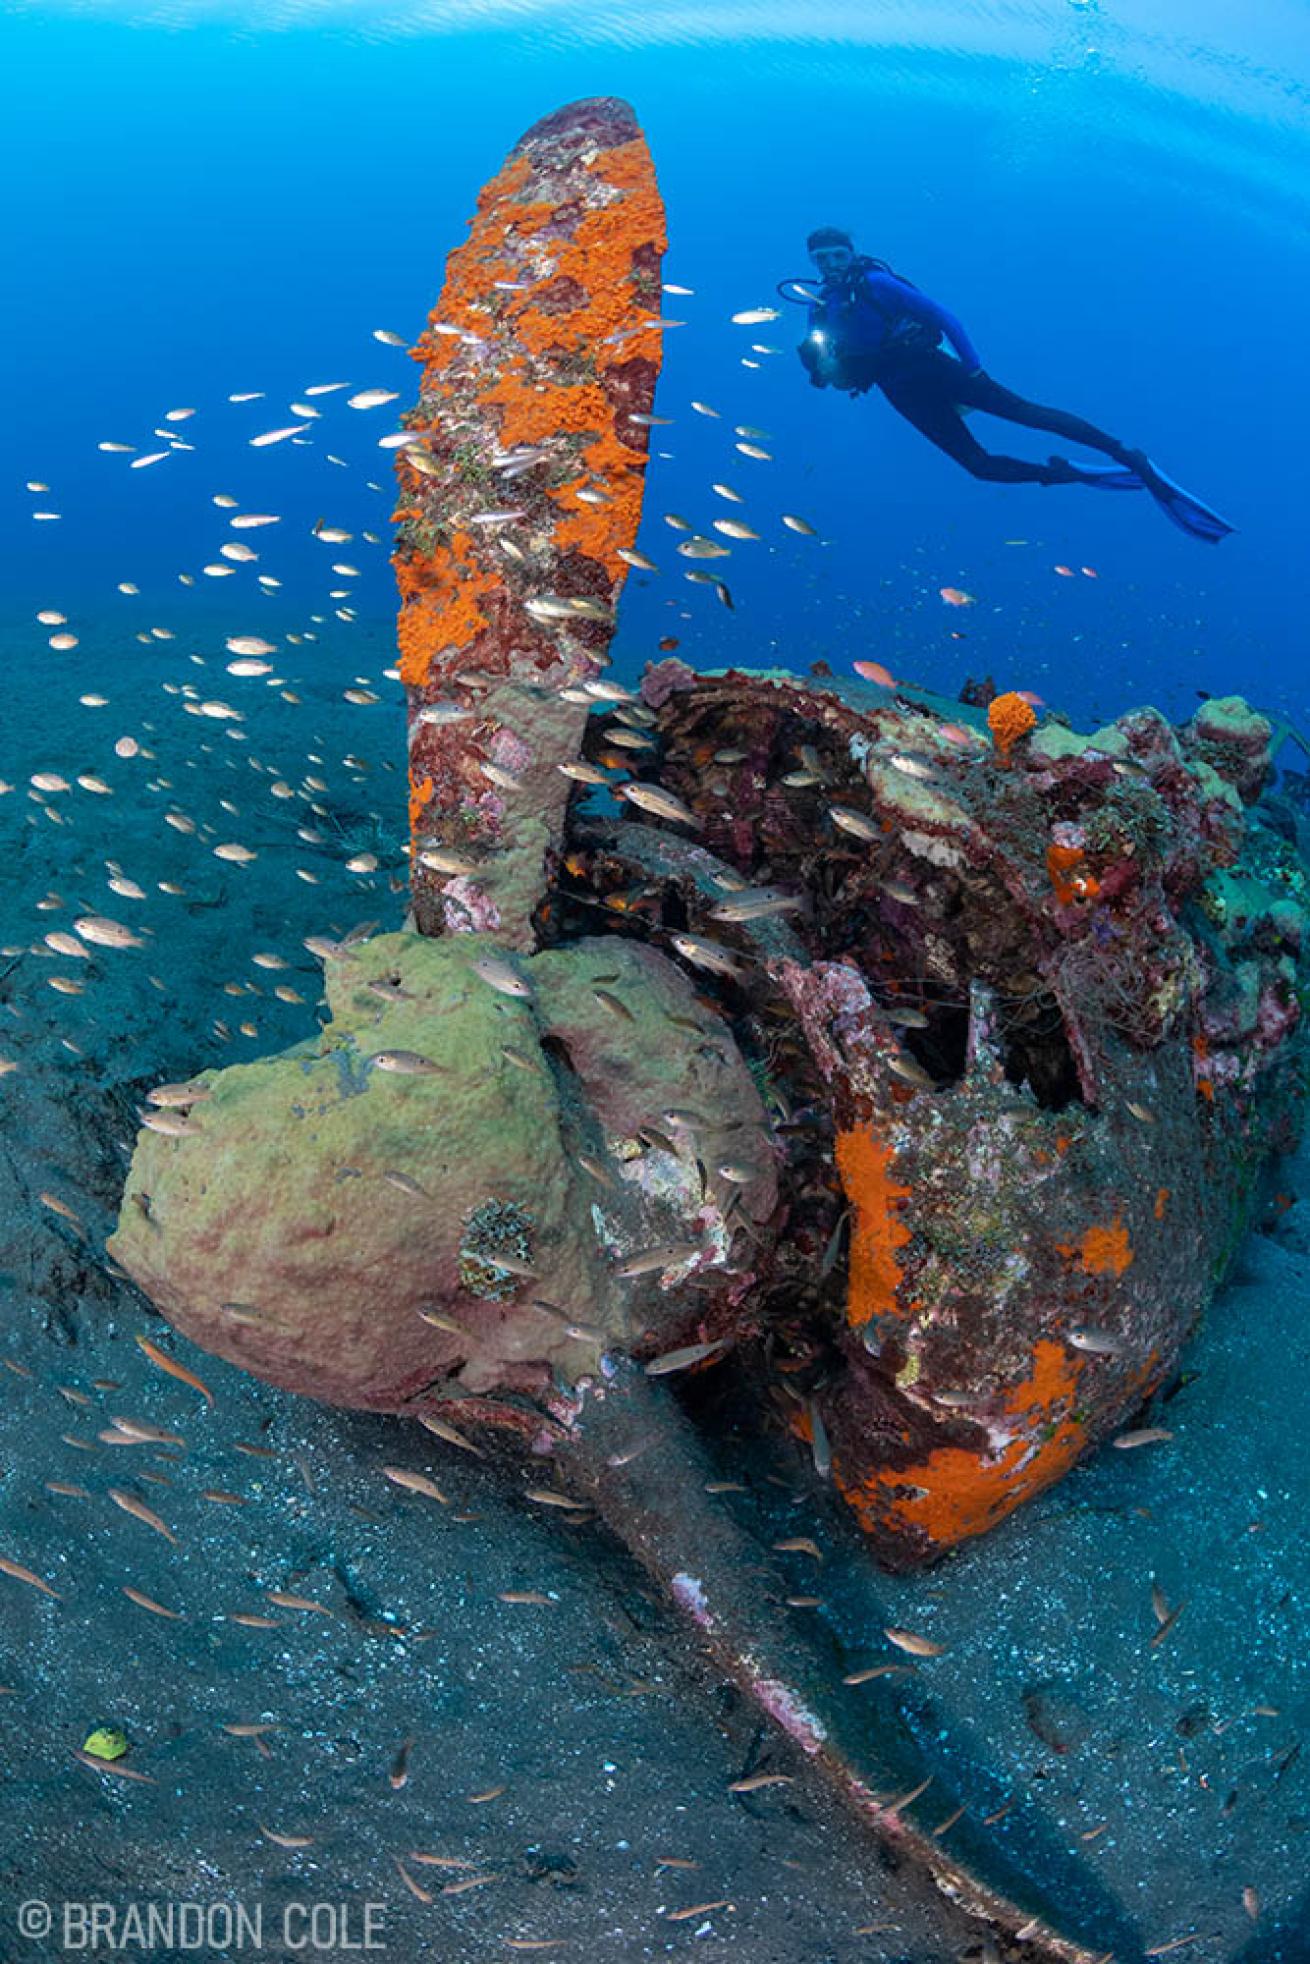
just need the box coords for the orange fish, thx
[853,660,896,688]
[658,636,680,651]
[135,1334,215,1407]
[938,587,975,607]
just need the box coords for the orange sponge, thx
[988,691,1038,758]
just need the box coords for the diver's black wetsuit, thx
[802,261,1144,486]
[876,347,1144,484]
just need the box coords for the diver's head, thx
[807,226,855,282]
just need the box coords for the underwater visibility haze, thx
[1,3,1309,1961]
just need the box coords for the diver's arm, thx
[863,271,983,373]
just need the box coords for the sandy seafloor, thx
[0,620,1307,1964]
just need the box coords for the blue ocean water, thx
[2,0,1308,735]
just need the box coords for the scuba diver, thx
[788,228,1232,542]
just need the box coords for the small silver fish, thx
[829,806,882,842]
[806,1399,832,1480]
[557,761,613,785]
[525,596,580,622]
[582,678,637,703]
[819,1210,849,1280]
[644,1337,729,1376]
[141,1111,203,1138]
[418,1412,484,1457]
[617,1243,705,1279]
[416,703,474,727]
[480,761,523,792]
[418,847,481,877]
[471,954,532,999]
[1067,1325,1124,1356]
[710,889,802,924]
[887,1055,936,1089]
[618,783,699,828]
[1112,1426,1173,1449]
[146,1082,210,1109]
[884,1627,946,1658]
[670,933,744,978]
[383,1171,429,1197]
[483,1250,536,1279]
[75,915,144,951]
[104,1416,185,1447]
[882,1006,929,1028]
[575,1152,615,1189]
[370,1050,446,1076]
[417,1308,469,1337]
[592,987,635,1023]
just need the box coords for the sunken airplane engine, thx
[111,659,1309,1570]
[110,96,1307,1570]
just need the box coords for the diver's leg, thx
[879,366,1060,484]
[952,368,1146,472]
[948,368,1229,534]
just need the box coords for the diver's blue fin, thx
[1048,455,1145,491]
[1071,461,1146,491]
[1140,461,1235,542]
